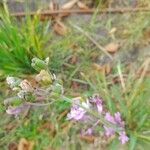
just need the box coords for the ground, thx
[0,0,150,150]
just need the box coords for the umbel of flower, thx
[67,96,129,144]
[31,57,49,72]
[104,112,129,144]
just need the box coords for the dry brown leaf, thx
[93,63,111,74]
[104,42,119,53]
[70,55,78,64]
[93,63,105,72]
[105,63,111,74]
[77,1,89,10]
[57,109,69,121]
[8,142,18,150]
[53,21,68,36]
[61,0,79,10]
[80,135,96,143]
[71,81,79,90]
[4,122,16,131]
[38,122,55,134]
[18,138,34,150]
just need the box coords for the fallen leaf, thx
[53,20,68,36]
[18,138,34,150]
[70,55,78,64]
[38,122,55,135]
[4,122,16,131]
[104,42,119,53]
[105,63,111,74]
[8,142,18,150]
[80,135,96,143]
[93,63,111,74]
[61,0,79,10]
[71,81,79,90]
[93,63,105,73]
[77,1,89,9]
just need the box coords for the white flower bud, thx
[6,76,15,85]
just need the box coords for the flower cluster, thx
[67,96,129,144]
[104,112,129,144]
[4,58,63,115]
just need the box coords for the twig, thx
[10,7,150,17]
[26,101,55,106]
[70,23,113,59]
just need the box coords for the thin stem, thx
[26,100,55,106]
[70,23,113,59]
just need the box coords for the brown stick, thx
[10,7,150,17]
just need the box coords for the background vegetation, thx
[0,0,150,149]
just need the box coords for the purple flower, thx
[105,112,116,124]
[104,126,115,136]
[6,104,28,115]
[90,96,103,113]
[114,112,125,128]
[81,128,93,135]
[67,105,86,120]
[118,131,129,144]
[67,99,90,121]
[86,128,93,135]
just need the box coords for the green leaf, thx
[129,134,137,150]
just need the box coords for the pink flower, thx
[118,131,129,144]
[86,128,93,135]
[90,96,103,113]
[67,106,86,120]
[67,99,90,121]
[114,112,125,127]
[105,112,116,124]
[81,128,93,135]
[104,126,115,136]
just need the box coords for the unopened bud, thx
[31,58,48,72]
[6,76,21,90]
[6,76,15,85]
[35,70,52,85]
